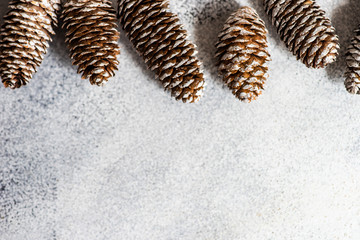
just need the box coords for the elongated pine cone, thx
[264,0,339,68]
[62,0,120,86]
[216,7,271,102]
[345,28,360,94]
[118,0,205,103]
[0,0,60,88]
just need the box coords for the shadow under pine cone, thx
[192,0,240,85]
[325,0,360,83]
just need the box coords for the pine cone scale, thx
[216,7,270,102]
[118,0,204,103]
[345,28,360,94]
[264,0,339,68]
[0,0,60,88]
[62,0,120,86]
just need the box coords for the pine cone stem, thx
[0,0,60,88]
[216,7,271,102]
[62,0,120,86]
[118,0,205,103]
[264,0,339,68]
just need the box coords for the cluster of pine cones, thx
[0,0,358,103]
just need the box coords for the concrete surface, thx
[0,0,359,239]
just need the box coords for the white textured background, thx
[1,0,360,239]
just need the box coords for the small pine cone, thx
[0,0,60,88]
[216,7,271,102]
[264,0,339,68]
[345,29,360,94]
[118,0,205,103]
[62,0,120,86]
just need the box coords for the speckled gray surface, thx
[1,0,360,239]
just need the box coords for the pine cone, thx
[62,0,120,86]
[216,7,271,102]
[0,0,60,88]
[345,28,360,94]
[118,0,205,103]
[264,0,339,68]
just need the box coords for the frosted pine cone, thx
[0,0,60,88]
[264,0,339,68]
[62,0,120,86]
[345,29,360,94]
[216,7,271,102]
[118,0,205,103]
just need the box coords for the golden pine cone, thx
[118,0,205,103]
[62,0,120,86]
[216,7,271,102]
[345,29,360,94]
[264,0,339,68]
[0,0,60,88]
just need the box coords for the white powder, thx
[0,0,359,239]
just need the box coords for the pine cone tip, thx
[236,6,257,16]
[344,78,360,95]
[3,79,23,89]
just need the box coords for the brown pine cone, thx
[0,0,60,88]
[345,28,360,94]
[216,7,271,102]
[264,0,339,68]
[62,0,120,86]
[118,0,205,103]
